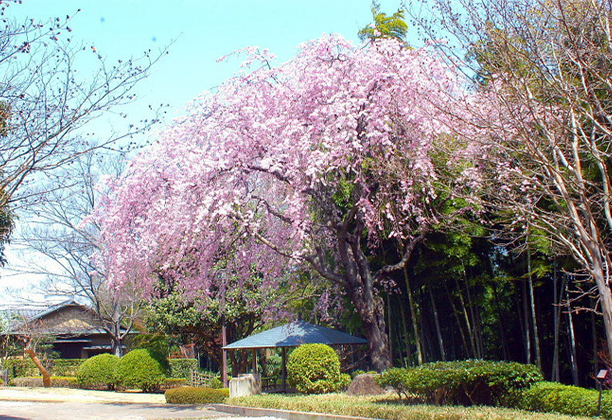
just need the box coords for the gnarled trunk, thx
[24,348,50,388]
[347,288,391,371]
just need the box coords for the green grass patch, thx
[228,393,598,420]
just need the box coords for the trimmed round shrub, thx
[116,349,166,392]
[76,354,119,390]
[165,386,229,404]
[129,333,171,376]
[287,343,346,394]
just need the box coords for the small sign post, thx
[597,369,609,416]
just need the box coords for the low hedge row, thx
[2,358,84,378]
[9,376,79,388]
[514,381,612,417]
[377,360,543,406]
[50,359,83,376]
[4,354,207,392]
[161,378,188,390]
[165,386,229,404]
[3,356,202,382]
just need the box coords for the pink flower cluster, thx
[95,35,481,302]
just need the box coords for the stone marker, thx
[229,373,262,398]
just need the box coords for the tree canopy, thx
[96,35,483,371]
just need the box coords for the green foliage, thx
[515,381,612,417]
[161,377,188,390]
[168,358,198,380]
[9,376,78,388]
[129,333,171,376]
[76,354,119,390]
[358,5,408,43]
[338,373,352,390]
[376,367,412,399]
[3,358,85,379]
[377,360,543,406]
[165,386,229,404]
[50,359,84,377]
[2,358,38,379]
[116,349,166,392]
[287,344,346,394]
[210,376,223,389]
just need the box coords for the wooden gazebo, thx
[222,320,367,390]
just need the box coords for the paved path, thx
[0,387,166,404]
[0,387,279,420]
[0,400,231,420]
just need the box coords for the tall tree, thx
[0,4,163,249]
[97,35,481,371]
[18,154,142,356]
[410,0,612,359]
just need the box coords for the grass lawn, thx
[227,393,599,420]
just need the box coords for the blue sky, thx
[0,0,406,302]
[10,0,405,128]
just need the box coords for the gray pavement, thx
[0,400,232,420]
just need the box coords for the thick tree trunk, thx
[24,349,50,388]
[350,292,391,372]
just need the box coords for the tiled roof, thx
[223,321,367,350]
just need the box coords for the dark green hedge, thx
[50,359,83,376]
[165,386,228,404]
[377,360,543,406]
[3,358,40,378]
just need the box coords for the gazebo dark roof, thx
[223,321,367,350]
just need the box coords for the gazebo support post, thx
[282,347,287,392]
[252,349,257,373]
